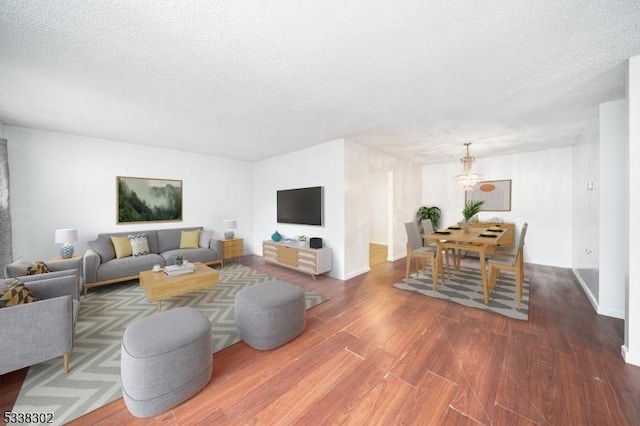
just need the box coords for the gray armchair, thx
[0,269,80,375]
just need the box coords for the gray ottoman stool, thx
[121,307,212,418]
[235,281,306,350]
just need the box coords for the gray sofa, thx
[83,226,222,295]
[0,268,81,375]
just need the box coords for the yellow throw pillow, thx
[27,260,51,275]
[180,229,200,249]
[111,235,133,259]
[0,278,37,308]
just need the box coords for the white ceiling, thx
[1,1,639,164]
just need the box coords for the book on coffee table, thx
[163,263,196,276]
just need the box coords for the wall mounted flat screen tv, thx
[277,186,323,226]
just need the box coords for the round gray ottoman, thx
[235,281,306,350]
[121,307,212,418]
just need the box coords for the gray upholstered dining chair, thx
[487,222,528,308]
[405,221,449,283]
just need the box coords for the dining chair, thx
[423,221,458,271]
[487,222,528,308]
[495,222,528,257]
[405,221,448,283]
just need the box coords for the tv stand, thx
[263,240,332,279]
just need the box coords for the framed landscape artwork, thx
[117,176,183,223]
[466,179,512,212]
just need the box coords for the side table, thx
[221,238,243,266]
[49,254,83,263]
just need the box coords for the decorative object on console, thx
[309,237,323,249]
[461,200,484,232]
[55,228,77,259]
[222,219,237,239]
[271,230,282,242]
[454,142,483,191]
[117,176,182,224]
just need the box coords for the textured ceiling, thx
[1,1,639,164]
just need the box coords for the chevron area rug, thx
[394,266,529,321]
[10,264,328,425]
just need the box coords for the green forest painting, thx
[117,176,182,223]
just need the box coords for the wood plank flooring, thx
[369,243,388,266]
[2,255,640,425]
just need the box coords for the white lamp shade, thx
[222,219,237,229]
[55,228,78,244]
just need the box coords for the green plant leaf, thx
[416,206,441,231]
[462,200,484,220]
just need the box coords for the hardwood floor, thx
[369,243,388,266]
[3,255,640,425]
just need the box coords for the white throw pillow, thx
[199,230,213,249]
[129,234,150,257]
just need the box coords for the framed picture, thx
[466,179,512,212]
[117,176,183,223]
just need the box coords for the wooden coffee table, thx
[139,262,220,311]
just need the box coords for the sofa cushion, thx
[157,227,202,253]
[160,248,218,265]
[4,258,31,278]
[180,230,200,249]
[129,234,150,257]
[111,236,133,259]
[89,238,116,263]
[96,254,165,282]
[28,260,51,275]
[0,278,37,308]
[199,230,213,249]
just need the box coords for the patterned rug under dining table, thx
[424,226,507,304]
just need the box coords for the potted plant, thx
[416,206,441,233]
[461,200,484,232]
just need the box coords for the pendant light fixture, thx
[454,142,483,191]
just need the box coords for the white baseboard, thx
[622,345,640,367]
[573,268,599,312]
[571,269,625,319]
[598,306,625,320]
[344,266,370,280]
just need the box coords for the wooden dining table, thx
[424,226,507,304]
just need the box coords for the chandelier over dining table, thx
[454,142,483,191]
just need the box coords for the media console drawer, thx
[263,240,332,280]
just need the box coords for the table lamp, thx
[222,219,237,239]
[55,228,78,259]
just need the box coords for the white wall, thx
[369,170,388,245]
[624,55,640,366]
[423,147,573,267]
[344,141,422,277]
[598,100,627,319]
[5,126,254,261]
[572,113,600,302]
[252,139,346,279]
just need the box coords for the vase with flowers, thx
[461,200,484,232]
